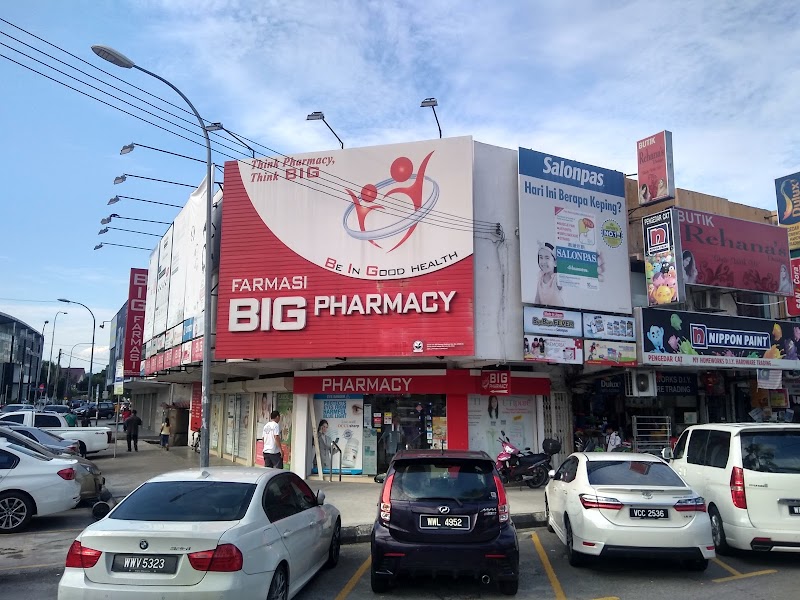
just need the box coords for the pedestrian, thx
[124,409,143,452]
[605,424,622,452]
[121,405,132,421]
[63,410,77,427]
[262,410,283,469]
[160,417,171,451]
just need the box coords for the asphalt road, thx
[2,527,799,599]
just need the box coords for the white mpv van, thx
[667,423,800,553]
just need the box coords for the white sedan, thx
[58,467,341,600]
[0,439,82,533]
[545,452,715,570]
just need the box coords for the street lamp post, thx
[93,44,215,468]
[45,311,67,402]
[58,299,95,423]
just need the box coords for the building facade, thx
[0,312,44,405]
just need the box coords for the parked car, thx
[69,400,86,410]
[665,423,800,554]
[0,426,106,503]
[0,438,82,533]
[545,452,714,570]
[58,468,341,600]
[44,405,74,415]
[0,403,35,413]
[0,411,111,456]
[371,449,519,595]
[75,402,115,419]
[1,424,80,455]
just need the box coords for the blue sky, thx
[1,1,799,372]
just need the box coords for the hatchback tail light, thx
[579,494,624,510]
[493,474,509,523]
[187,544,243,572]
[674,497,706,512]
[65,540,102,568]
[57,468,76,480]
[379,473,394,524]
[730,466,747,509]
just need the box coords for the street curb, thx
[340,511,548,545]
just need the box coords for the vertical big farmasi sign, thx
[123,268,147,376]
[216,137,475,358]
[518,149,631,314]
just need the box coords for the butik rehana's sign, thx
[636,131,675,205]
[639,307,800,369]
[216,137,475,358]
[518,149,631,314]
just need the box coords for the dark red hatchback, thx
[370,449,519,595]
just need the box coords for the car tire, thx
[683,558,709,571]
[371,562,390,593]
[325,519,341,568]
[565,519,587,567]
[709,506,731,555]
[545,496,554,533]
[0,491,34,534]
[499,579,519,595]
[267,563,288,600]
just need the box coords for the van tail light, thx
[379,473,394,524]
[65,540,102,569]
[730,466,747,509]
[187,544,243,572]
[674,497,706,512]
[57,468,76,480]
[493,474,510,523]
[579,494,624,510]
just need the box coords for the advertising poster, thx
[583,313,636,341]
[636,131,675,205]
[518,148,631,314]
[276,392,293,469]
[523,306,582,337]
[190,382,201,432]
[217,137,475,359]
[362,429,378,475]
[676,208,791,295]
[152,225,174,337]
[639,307,800,369]
[584,340,636,366]
[313,394,364,474]
[467,394,536,458]
[113,360,124,396]
[166,207,189,331]
[523,335,583,364]
[775,171,800,251]
[183,180,216,329]
[786,257,800,317]
[254,392,270,467]
[142,247,159,343]
[642,208,684,306]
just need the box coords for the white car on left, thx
[0,439,82,533]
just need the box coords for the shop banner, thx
[143,247,159,343]
[583,313,636,341]
[676,207,792,296]
[643,208,685,306]
[480,371,510,395]
[523,306,582,337]
[775,171,800,252]
[152,225,174,338]
[636,130,675,205]
[113,360,124,396]
[313,395,364,475]
[217,137,474,359]
[518,148,631,314]
[190,382,201,432]
[639,307,800,369]
[523,335,583,364]
[787,257,800,317]
[595,375,624,395]
[584,340,636,366]
[467,394,536,459]
[276,393,293,470]
[656,372,698,396]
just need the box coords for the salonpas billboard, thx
[518,149,632,314]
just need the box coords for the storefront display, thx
[467,394,537,458]
[313,395,364,475]
[276,393,293,470]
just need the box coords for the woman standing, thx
[160,417,171,451]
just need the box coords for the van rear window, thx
[741,432,800,473]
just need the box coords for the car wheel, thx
[0,491,34,534]
[545,496,554,533]
[683,558,709,571]
[499,578,519,595]
[267,564,288,600]
[78,442,87,458]
[371,562,390,593]
[565,519,587,567]
[325,519,341,568]
[709,506,731,555]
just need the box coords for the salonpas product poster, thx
[519,148,632,314]
[467,394,536,458]
[313,394,364,474]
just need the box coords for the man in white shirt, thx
[605,424,622,452]
[262,411,283,468]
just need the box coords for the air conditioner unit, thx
[624,369,657,397]
[693,290,723,313]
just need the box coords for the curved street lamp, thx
[58,299,96,424]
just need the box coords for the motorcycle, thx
[495,431,561,489]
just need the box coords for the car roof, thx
[392,449,493,461]
[145,467,275,485]
[683,423,800,432]
[578,452,666,463]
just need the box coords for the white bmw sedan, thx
[58,467,341,600]
[545,452,715,570]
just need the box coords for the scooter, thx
[496,431,561,489]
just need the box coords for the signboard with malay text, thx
[636,130,675,205]
[643,208,684,306]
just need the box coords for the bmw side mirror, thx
[316,490,326,505]
[660,447,673,461]
[548,469,556,479]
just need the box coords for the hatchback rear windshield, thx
[390,459,495,502]
[587,460,685,487]
[110,481,256,521]
[741,431,800,473]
